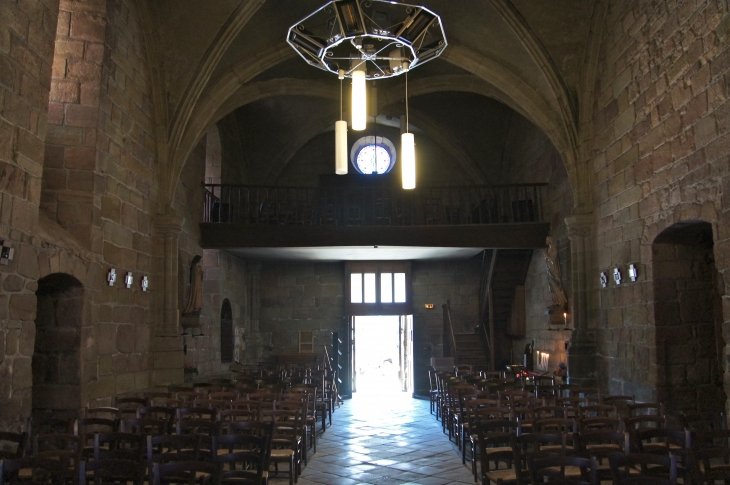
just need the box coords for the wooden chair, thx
[146,434,202,475]
[0,456,66,484]
[79,458,146,485]
[93,432,145,461]
[214,424,272,485]
[262,409,301,485]
[528,454,598,484]
[137,406,177,430]
[120,417,170,435]
[574,430,630,482]
[689,446,730,484]
[609,452,678,484]
[32,434,82,485]
[72,418,118,459]
[471,420,518,482]
[477,431,518,485]
[152,460,219,485]
[578,404,616,419]
[115,397,147,419]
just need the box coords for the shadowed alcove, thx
[653,221,726,414]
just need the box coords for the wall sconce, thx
[141,276,149,292]
[0,241,14,265]
[536,351,550,372]
[599,272,607,288]
[125,272,133,289]
[107,268,117,286]
[628,264,638,282]
[613,268,622,285]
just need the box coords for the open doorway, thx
[352,315,413,396]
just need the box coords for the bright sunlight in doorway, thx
[353,315,413,397]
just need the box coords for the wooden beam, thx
[200,223,551,249]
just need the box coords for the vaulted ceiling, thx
[149,0,599,198]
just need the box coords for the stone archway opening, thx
[32,273,84,423]
[652,221,726,414]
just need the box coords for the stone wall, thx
[590,0,730,401]
[411,260,481,392]
[248,262,346,364]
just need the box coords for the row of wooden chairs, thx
[1,422,272,484]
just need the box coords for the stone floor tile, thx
[290,392,475,485]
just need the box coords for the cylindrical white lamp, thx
[351,68,367,131]
[401,132,416,189]
[335,120,348,174]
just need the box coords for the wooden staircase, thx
[453,332,489,367]
[484,249,534,367]
[445,248,535,370]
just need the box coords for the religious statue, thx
[545,235,568,309]
[182,255,203,315]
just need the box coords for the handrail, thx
[203,183,547,226]
[322,345,332,372]
[444,300,458,363]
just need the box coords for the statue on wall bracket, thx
[544,235,568,324]
[181,255,203,329]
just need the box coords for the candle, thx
[563,312,567,327]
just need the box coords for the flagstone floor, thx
[269,391,475,485]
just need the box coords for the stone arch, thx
[166,38,579,210]
[33,273,85,423]
[205,125,222,185]
[220,299,233,364]
[652,221,726,414]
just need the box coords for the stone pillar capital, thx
[155,210,184,236]
[565,214,594,239]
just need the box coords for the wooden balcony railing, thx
[203,184,547,226]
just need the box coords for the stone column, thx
[151,211,184,386]
[565,213,597,386]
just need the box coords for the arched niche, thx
[652,221,726,414]
[33,273,85,423]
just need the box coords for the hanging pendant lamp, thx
[335,70,348,174]
[351,64,367,131]
[401,67,416,189]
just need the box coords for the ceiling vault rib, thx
[162,0,267,209]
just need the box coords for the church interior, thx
[0,0,729,468]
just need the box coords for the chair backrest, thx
[120,417,170,435]
[176,419,220,437]
[73,418,118,439]
[93,432,145,461]
[146,434,202,465]
[177,407,219,422]
[575,430,630,459]
[634,427,688,454]
[79,458,146,485]
[220,409,259,431]
[689,428,730,450]
[85,407,121,420]
[628,402,665,417]
[609,452,678,484]
[580,416,623,432]
[579,404,617,419]
[137,406,177,427]
[0,456,66,485]
[529,454,598,485]
[152,460,219,485]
